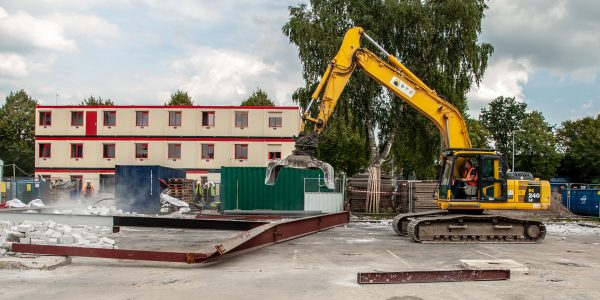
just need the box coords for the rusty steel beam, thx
[12,211,350,264]
[113,216,268,230]
[195,214,283,221]
[357,269,510,284]
[11,244,208,263]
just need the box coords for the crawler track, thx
[406,214,546,244]
[391,210,446,235]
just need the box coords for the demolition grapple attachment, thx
[265,131,335,189]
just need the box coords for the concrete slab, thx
[1,221,600,299]
[0,254,71,270]
[460,259,529,272]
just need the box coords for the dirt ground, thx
[1,221,600,300]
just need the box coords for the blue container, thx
[562,188,600,217]
[115,165,186,213]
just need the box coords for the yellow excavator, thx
[266,27,550,243]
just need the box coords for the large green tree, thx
[80,95,114,106]
[479,96,527,159]
[0,90,37,177]
[166,90,193,106]
[514,111,560,179]
[283,0,493,178]
[556,114,600,182]
[466,117,491,149]
[241,88,275,106]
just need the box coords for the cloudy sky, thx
[0,0,598,126]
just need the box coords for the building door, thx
[85,111,97,136]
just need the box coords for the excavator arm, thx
[266,27,471,188]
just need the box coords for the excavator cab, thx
[439,149,508,203]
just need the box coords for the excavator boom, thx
[266,27,471,188]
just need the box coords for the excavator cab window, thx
[438,157,454,200]
[479,155,508,202]
[446,156,480,201]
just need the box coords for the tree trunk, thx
[365,117,396,213]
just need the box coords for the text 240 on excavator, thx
[266,27,550,244]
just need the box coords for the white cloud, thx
[0,6,76,52]
[467,58,531,115]
[171,47,280,104]
[49,13,121,46]
[0,53,28,77]
[484,1,600,81]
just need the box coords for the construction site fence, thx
[304,178,345,213]
[345,178,438,214]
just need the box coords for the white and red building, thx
[34,105,299,190]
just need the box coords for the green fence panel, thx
[221,167,324,211]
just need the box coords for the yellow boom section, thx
[304,27,472,149]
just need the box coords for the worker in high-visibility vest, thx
[82,181,94,198]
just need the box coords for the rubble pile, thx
[0,220,117,256]
[53,205,127,216]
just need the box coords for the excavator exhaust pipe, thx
[265,131,335,189]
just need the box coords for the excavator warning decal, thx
[390,76,416,98]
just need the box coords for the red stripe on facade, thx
[36,105,299,110]
[35,168,212,174]
[35,136,295,142]
[186,170,209,174]
[35,168,116,173]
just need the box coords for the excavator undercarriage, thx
[392,211,546,243]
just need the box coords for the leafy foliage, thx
[514,111,560,179]
[317,118,368,176]
[166,90,193,106]
[283,0,493,177]
[466,117,491,148]
[556,115,600,182]
[80,95,114,106]
[0,90,37,176]
[241,88,275,106]
[479,96,527,157]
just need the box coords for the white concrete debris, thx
[6,198,45,208]
[545,221,600,236]
[0,219,118,256]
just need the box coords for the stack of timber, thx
[347,174,397,213]
[398,180,437,213]
[167,178,195,203]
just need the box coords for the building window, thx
[103,111,116,126]
[235,111,248,128]
[202,111,215,126]
[268,112,282,127]
[99,174,115,193]
[71,111,84,126]
[136,111,149,126]
[201,144,214,159]
[39,111,51,126]
[235,144,248,160]
[103,144,115,158]
[71,144,83,158]
[169,111,182,126]
[135,143,148,158]
[39,143,51,158]
[168,143,181,159]
[70,175,83,190]
[268,151,281,159]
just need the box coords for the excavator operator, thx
[452,160,478,198]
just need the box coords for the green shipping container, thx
[221,167,325,211]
